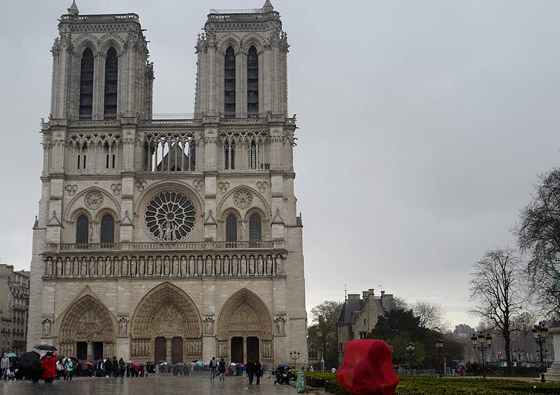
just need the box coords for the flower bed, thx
[303,372,560,394]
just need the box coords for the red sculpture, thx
[335,339,399,395]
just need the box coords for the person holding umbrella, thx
[40,352,57,383]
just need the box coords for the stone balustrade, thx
[46,240,285,253]
[43,252,286,279]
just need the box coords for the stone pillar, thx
[243,337,247,363]
[546,327,560,381]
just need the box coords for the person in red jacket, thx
[41,352,58,383]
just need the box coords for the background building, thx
[27,0,307,366]
[0,264,30,354]
[337,289,396,366]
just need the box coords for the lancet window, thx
[76,215,89,245]
[224,46,236,118]
[67,133,121,174]
[224,140,236,170]
[79,48,94,120]
[100,214,115,244]
[247,46,259,117]
[143,132,196,172]
[104,47,118,119]
[249,213,262,247]
[226,214,237,247]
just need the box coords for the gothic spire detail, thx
[68,1,79,16]
[263,0,274,13]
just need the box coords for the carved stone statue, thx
[42,318,52,337]
[274,315,286,335]
[204,316,215,335]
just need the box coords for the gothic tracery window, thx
[79,48,94,120]
[248,139,257,170]
[247,46,258,117]
[104,47,118,119]
[100,214,115,244]
[76,214,89,245]
[249,213,262,247]
[224,140,235,170]
[224,46,236,118]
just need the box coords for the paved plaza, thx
[0,376,297,395]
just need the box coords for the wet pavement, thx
[0,376,297,395]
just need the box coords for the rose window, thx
[145,191,196,241]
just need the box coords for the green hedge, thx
[302,372,560,395]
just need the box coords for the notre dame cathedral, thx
[27,0,307,367]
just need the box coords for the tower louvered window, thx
[79,48,94,119]
[76,215,89,245]
[247,46,259,117]
[224,46,236,118]
[104,47,118,119]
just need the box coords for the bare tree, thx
[412,301,444,330]
[517,168,560,315]
[469,247,525,371]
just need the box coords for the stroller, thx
[274,365,292,385]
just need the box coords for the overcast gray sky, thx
[1,0,559,329]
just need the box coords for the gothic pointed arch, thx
[130,282,202,339]
[57,291,116,358]
[217,288,273,340]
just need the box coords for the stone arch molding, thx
[56,287,117,356]
[217,185,271,221]
[130,282,202,339]
[241,33,266,54]
[64,186,121,222]
[217,288,273,340]
[217,33,242,55]
[134,180,204,220]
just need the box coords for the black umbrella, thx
[33,344,57,351]
[18,351,41,369]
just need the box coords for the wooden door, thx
[155,337,167,363]
[171,337,183,364]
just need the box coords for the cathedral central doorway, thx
[231,337,243,363]
[247,337,259,361]
[155,337,166,363]
[130,283,202,363]
[171,337,183,363]
[76,342,87,360]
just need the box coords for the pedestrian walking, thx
[209,356,217,380]
[246,359,256,385]
[1,354,10,380]
[255,360,262,385]
[64,357,73,381]
[218,358,226,381]
[40,352,57,383]
[56,358,64,380]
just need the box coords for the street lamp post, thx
[406,342,416,374]
[320,357,325,372]
[471,332,492,378]
[435,338,444,376]
[532,321,549,383]
[289,350,301,369]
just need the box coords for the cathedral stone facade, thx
[27,0,307,366]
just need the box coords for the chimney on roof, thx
[368,288,375,297]
[362,291,368,300]
[348,294,360,301]
[381,291,385,297]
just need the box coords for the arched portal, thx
[130,283,202,363]
[217,289,273,365]
[58,294,116,360]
